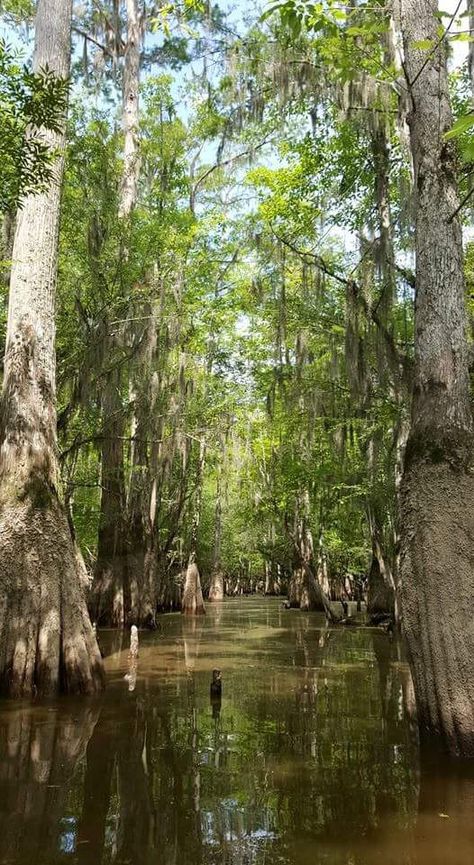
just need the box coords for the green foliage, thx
[0,39,69,211]
[44,0,415,594]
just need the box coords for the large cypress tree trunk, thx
[0,0,104,695]
[398,0,474,754]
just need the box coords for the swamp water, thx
[0,597,473,865]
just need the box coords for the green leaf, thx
[411,39,435,50]
[449,32,474,42]
[444,114,474,141]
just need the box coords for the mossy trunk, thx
[0,0,104,696]
[399,0,474,755]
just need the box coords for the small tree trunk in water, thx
[288,493,334,619]
[316,528,330,596]
[182,561,206,616]
[208,569,224,603]
[367,547,395,619]
[208,457,224,601]
[398,0,474,755]
[126,304,160,628]
[264,559,279,595]
[366,511,396,621]
[182,440,206,615]
[0,0,104,696]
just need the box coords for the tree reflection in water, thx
[0,702,99,863]
[0,600,473,865]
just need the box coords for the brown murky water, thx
[0,597,473,865]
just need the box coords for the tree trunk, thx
[118,0,141,220]
[366,512,396,620]
[91,364,127,626]
[287,493,334,618]
[264,560,279,595]
[0,0,104,696]
[126,305,160,628]
[208,569,224,602]
[91,0,142,627]
[182,562,205,616]
[208,459,224,601]
[398,0,474,755]
[182,440,206,615]
[316,528,330,596]
[367,546,395,620]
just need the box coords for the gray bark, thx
[0,0,104,695]
[118,0,141,220]
[397,0,474,755]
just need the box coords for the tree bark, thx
[208,568,224,603]
[287,492,334,618]
[208,457,224,601]
[118,0,141,220]
[91,364,128,626]
[0,0,104,696]
[126,304,160,628]
[398,0,474,755]
[182,440,206,615]
[366,510,396,620]
[182,562,205,615]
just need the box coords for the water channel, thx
[0,598,473,864]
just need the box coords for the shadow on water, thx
[0,598,473,864]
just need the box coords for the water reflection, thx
[0,599,473,864]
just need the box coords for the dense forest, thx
[0,0,474,766]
